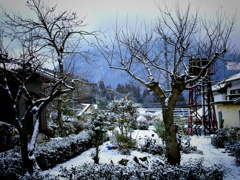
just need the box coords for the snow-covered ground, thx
[185,136,240,180]
[41,129,240,179]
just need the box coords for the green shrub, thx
[113,131,136,155]
[154,120,166,145]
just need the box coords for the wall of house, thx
[226,80,240,100]
[215,103,240,128]
[227,80,240,92]
[26,78,42,93]
[213,93,226,101]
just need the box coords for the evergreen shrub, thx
[35,130,93,170]
[0,151,23,179]
[19,159,224,180]
[211,127,240,166]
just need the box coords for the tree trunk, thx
[19,113,41,174]
[149,81,182,165]
[57,97,64,136]
[57,57,64,137]
[19,130,34,174]
[95,141,100,164]
[163,108,181,165]
[162,106,181,165]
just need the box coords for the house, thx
[76,103,97,122]
[0,63,54,142]
[212,73,240,128]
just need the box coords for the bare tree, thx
[0,0,96,174]
[96,4,237,165]
[1,0,96,136]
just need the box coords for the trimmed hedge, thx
[35,130,94,170]
[20,159,225,180]
[0,131,95,178]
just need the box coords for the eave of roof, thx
[212,72,240,91]
[213,100,240,105]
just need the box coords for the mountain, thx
[74,53,240,89]
[74,58,132,88]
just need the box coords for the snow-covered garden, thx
[1,124,240,179]
[39,129,240,180]
[1,0,240,179]
[1,99,240,179]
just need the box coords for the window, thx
[229,89,240,100]
[230,89,240,95]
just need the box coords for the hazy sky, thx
[0,0,240,46]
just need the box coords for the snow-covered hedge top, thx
[35,130,93,170]
[36,130,90,154]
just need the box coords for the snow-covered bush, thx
[87,109,109,163]
[211,127,239,148]
[137,120,149,130]
[181,145,203,155]
[47,120,85,138]
[107,99,140,135]
[229,141,240,166]
[0,150,24,179]
[107,99,140,154]
[211,127,240,166]
[20,159,224,180]
[72,120,85,134]
[140,137,163,155]
[35,130,93,170]
[113,130,136,155]
[133,116,150,130]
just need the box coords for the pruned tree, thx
[87,108,108,164]
[0,0,96,174]
[107,98,140,153]
[96,4,238,165]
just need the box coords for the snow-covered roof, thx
[224,72,240,82]
[0,120,12,126]
[77,104,97,117]
[212,72,240,91]
[35,68,55,81]
[212,83,226,91]
[0,63,54,82]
